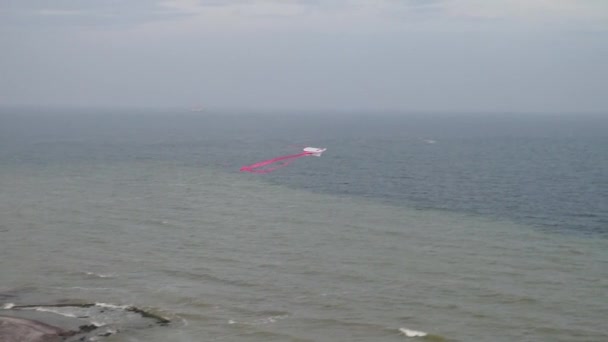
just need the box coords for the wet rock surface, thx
[1,294,171,342]
[0,315,69,342]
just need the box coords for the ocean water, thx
[0,108,607,341]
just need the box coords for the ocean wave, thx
[228,314,289,326]
[84,271,115,278]
[399,327,427,337]
[399,327,447,341]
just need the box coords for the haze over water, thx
[1,108,607,341]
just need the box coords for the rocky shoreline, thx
[1,301,171,341]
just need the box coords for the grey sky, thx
[1,0,607,113]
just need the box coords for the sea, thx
[0,107,607,341]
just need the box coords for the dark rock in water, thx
[0,315,69,342]
[1,302,172,341]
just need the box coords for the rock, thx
[1,302,171,341]
[0,315,70,342]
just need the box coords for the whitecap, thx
[229,315,288,326]
[399,327,428,337]
[85,272,114,278]
[254,315,288,325]
[95,302,129,310]
[28,306,78,318]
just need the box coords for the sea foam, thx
[399,327,428,337]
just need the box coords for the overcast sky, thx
[1,0,607,113]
